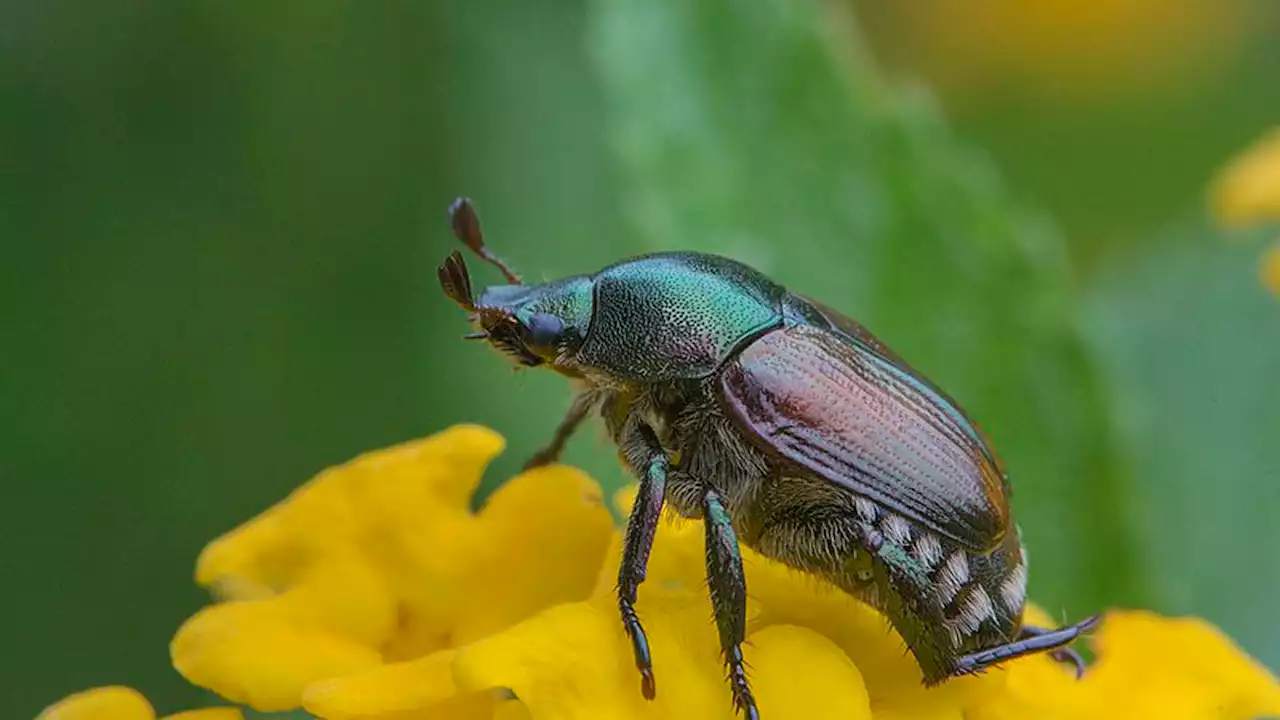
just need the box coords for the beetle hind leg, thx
[702,486,760,720]
[1018,623,1090,678]
[952,614,1100,678]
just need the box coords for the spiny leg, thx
[617,444,668,700]
[702,486,759,720]
[523,394,591,469]
[954,614,1100,677]
[1020,624,1090,678]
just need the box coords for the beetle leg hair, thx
[952,614,1100,677]
[702,485,760,720]
[523,393,593,469]
[616,424,668,701]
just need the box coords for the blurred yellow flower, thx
[36,686,240,720]
[1211,128,1280,228]
[159,425,1280,720]
[866,0,1251,103]
[1210,128,1280,298]
[1263,243,1280,297]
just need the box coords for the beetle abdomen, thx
[739,469,1028,681]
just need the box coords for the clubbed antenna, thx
[437,250,475,310]
[449,197,521,284]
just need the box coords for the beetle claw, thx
[1050,646,1088,679]
[640,668,656,700]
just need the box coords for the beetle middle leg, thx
[702,485,760,720]
[524,393,592,469]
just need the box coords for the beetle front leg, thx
[617,444,668,700]
[703,486,759,720]
[524,394,592,469]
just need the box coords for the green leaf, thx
[587,0,1146,612]
[1084,224,1280,668]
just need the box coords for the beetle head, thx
[439,198,592,371]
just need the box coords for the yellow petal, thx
[171,601,381,711]
[1073,610,1280,720]
[455,599,733,719]
[1211,127,1280,228]
[964,651,1080,720]
[435,463,614,647]
[374,462,613,660]
[304,693,497,720]
[158,710,243,720]
[493,700,532,720]
[415,692,501,720]
[746,625,873,720]
[302,650,457,720]
[453,601,882,720]
[36,687,154,720]
[174,425,613,711]
[194,425,503,595]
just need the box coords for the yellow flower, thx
[449,489,1280,720]
[1211,128,1280,228]
[158,426,1280,720]
[170,424,614,713]
[36,686,240,720]
[871,1,1249,103]
[1209,128,1280,298]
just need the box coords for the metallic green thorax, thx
[577,253,786,380]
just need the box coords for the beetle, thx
[438,198,1098,719]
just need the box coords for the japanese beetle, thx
[439,198,1097,719]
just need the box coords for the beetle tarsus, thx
[725,645,759,719]
[1020,615,1100,679]
[956,614,1101,676]
[619,599,655,698]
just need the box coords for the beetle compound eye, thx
[525,312,565,349]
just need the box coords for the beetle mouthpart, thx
[448,196,522,285]
[438,250,475,310]
[463,331,488,340]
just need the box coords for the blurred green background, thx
[4,1,1279,716]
